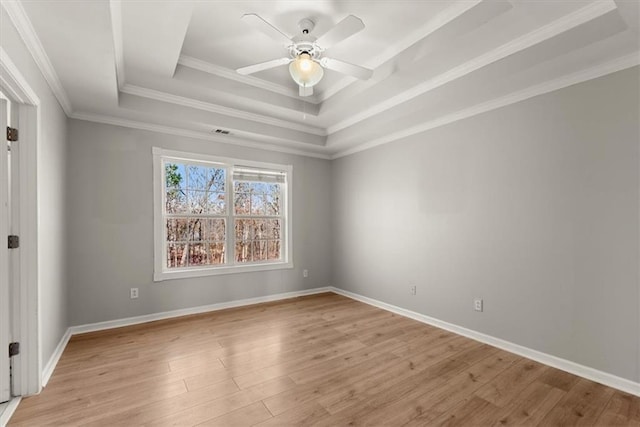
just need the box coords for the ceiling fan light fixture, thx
[289,52,323,89]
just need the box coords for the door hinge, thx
[8,235,19,249]
[8,342,19,357]
[6,127,18,142]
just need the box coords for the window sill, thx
[153,261,294,282]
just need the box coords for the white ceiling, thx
[4,0,640,158]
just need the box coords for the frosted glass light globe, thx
[289,53,324,88]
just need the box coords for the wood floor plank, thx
[320,306,384,324]
[11,379,189,426]
[214,320,322,349]
[341,316,420,346]
[410,349,520,416]
[219,326,346,369]
[328,348,518,426]
[221,333,354,376]
[195,401,273,427]
[537,366,581,392]
[474,359,548,407]
[332,312,404,334]
[254,401,331,426]
[183,366,235,392]
[169,353,224,372]
[44,357,173,397]
[316,341,493,415]
[8,293,638,427]
[311,355,474,426]
[232,339,366,390]
[78,379,240,426]
[262,352,401,416]
[391,328,457,357]
[286,337,403,385]
[595,411,640,427]
[19,357,230,415]
[316,355,424,415]
[602,391,640,423]
[422,395,501,427]
[148,376,295,426]
[538,378,617,425]
[492,380,567,426]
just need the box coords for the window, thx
[153,148,292,281]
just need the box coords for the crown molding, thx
[109,0,125,90]
[178,55,321,105]
[0,47,40,105]
[68,52,640,162]
[69,111,332,159]
[1,0,73,115]
[121,83,327,137]
[332,52,639,159]
[327,0,619,135]
[318,0,484,102]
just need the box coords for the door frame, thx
[0,47,42,396]
[1,88,10,403]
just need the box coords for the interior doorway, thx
[0,49,42,403]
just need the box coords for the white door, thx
[1,98,11,402]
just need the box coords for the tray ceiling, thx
[3,0,639,158]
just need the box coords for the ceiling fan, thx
[236,13,374,97]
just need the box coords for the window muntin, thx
[154,148,292,280]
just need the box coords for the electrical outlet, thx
[410,285,417,295]
[303,269,309,278]
[130,288,139,299]
[474,298,483,312]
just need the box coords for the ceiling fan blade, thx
[320,58,373,80]
[316,15,365,48]
[242,13,292,46]
[237,57,291,75]
[299,86,313,97]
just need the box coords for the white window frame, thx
[153,147,293,281]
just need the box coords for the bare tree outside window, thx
[234,181,282,264]
[165,162,226,268]
[163,160,285,270]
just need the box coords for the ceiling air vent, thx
[213,129,231,135]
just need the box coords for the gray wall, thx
[1,8,69,371]
[66,120,332,326]
[331,67,640,383]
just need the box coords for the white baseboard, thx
[0,397,21,427]
[41,286,332,387]
[68,287,331,335]
[40,285,639,398]
[329,287,640,397]
[41,328,71,387]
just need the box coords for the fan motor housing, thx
[289,40,322,59]
[289,18,322,59]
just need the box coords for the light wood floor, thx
[9,293,639,426]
